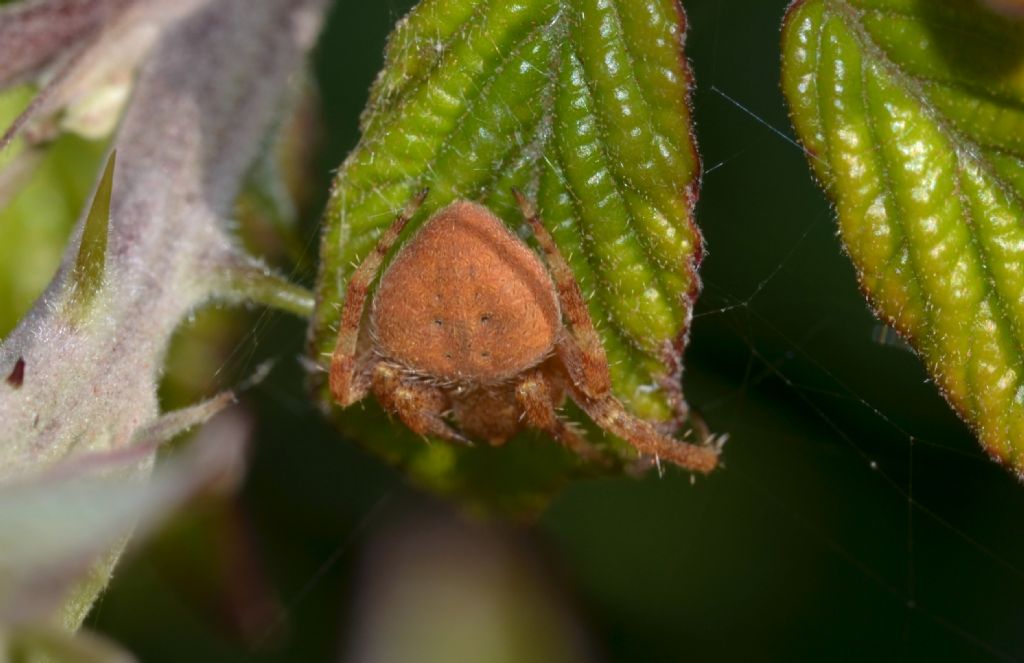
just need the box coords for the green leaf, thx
[312,0,702,513]
[781,0,1024,470]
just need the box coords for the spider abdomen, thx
[370,201,561,383]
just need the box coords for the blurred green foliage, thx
[0,87,108,337]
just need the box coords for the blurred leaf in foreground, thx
[0,397,239,626]
[782,0,1024,472]
[344,512,594,663]
[0,403,246,662]
[312,0,704,515]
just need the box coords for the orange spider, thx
[329,190,719,473]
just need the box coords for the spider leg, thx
[512,191,718,474]
[372,362,469,446]
[572,391,719,474]
[330,189,428,406]
[516,370,609,465]
[513,189,610,398]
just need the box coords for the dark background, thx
[85,0,1024,660]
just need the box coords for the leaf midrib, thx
[341,15,560,225]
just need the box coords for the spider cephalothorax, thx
[329,191,719,473]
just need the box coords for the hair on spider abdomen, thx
[329,190,719,474]
[371,200,561,384]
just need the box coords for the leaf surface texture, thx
[782,0,1024,468]
[313,0,703,510]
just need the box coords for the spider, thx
[328,190,719,474]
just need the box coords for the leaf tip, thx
[71,150,116,308]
